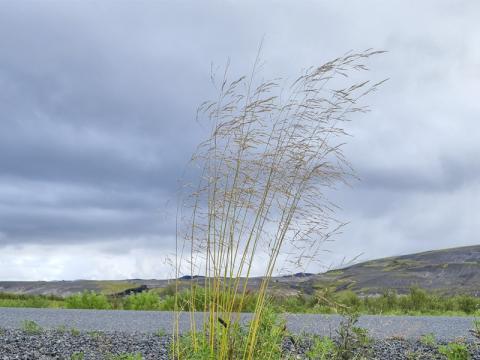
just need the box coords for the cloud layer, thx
[0,0,479,279]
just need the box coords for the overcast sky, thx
[0,1,479,280]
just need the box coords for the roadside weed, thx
[21,320,42,334]
[336,313,372,359]
[420,333,437,347]
[438,342,470,360]
[88,330,104,340]
[156,328,166,337]
[472,318,480,339]
[107,353,143,360]
[306,336,335,360]
[173,49,385,359]
[4,287,480,316]
[406,350,423,360]
[176,306,286,359]
[56,324,67,334]
[70,327,81,336]
[70,352,85,360]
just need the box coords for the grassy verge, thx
[1,286,479,316]
[0,292,64,308]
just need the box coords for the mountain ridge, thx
[0,245,479,297]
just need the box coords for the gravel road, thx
[0,308,476,342]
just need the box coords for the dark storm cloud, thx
[0,1,204,249]
[0,0,479,279]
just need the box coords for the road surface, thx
[0,307,476,341]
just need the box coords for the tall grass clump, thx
[174,49,385,359]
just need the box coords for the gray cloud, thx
[0,0,479,279]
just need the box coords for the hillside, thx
[300,245,480,296]
[0,245,479,297]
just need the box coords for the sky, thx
[0,1,479,280]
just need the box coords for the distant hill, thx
[1,245,479,297]
[298,245,480,296]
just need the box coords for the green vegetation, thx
[2,286,480,316]
[335,313,372,359]
[306,336,336,359]
[65,291,111,310]
[438,342,471,360]
[70,353,85,360]
[106,353,143,360]
[156,328,167,337]
[21,320,42,334]
[305,287,480,316]
[0,292,63,308]
[414,330,471,360]
[176,306,286,360]
[88,330,104,340]
[70,349,143,360]
[420,333,436,347]
[70,327,81,336]
[123,291,161,310]
[56,324,67,333]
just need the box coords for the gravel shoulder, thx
[1,329,480,360]
[0,308,477,342]
[1,309,480,359]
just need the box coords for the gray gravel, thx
[1,329,480,359]
[0,328,170,359]
[1,308,480,359]
[0,308,477,341]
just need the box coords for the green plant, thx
[88,330,104,340]
[56,324,67,334]
[472,318,480,339]
[65,291,111,310]
[406,350,422,360]
[0,292,64,309]
[306,336,335,359]
[456,295,477,314]
[70,352,85,360]
[107,353,143,360]
[3,287,480,316]
[420,333,437,347]
[438,342,470,360]
[70,327,81,336]
[124,291,160,310]
[335,313,372,359]
[173,49,385,360]
[156,328,167,337]
[21,320,42,334]
[176,305,286,359]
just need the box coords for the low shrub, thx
[65,291,111,310]
[438,342,470,360]
[306,336,336,360]
[124,291,161,311]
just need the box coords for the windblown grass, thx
[173,49,387,359]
